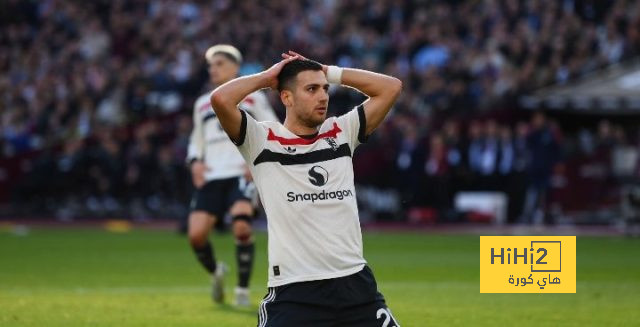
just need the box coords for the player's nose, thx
[318,92,329,103]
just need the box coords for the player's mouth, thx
[314,106,327,113]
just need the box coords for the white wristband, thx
[326,65,343,84]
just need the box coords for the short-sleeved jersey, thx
[235,105,369,287]
[187,90,278,181]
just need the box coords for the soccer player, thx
[186,44,278,306]
[210,51,402,326]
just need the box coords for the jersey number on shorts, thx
[376,308,399,327]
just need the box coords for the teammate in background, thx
[186,44,278,306]
[210,51,402,326]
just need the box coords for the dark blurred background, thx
[2,0,640,227]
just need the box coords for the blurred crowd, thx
[2,0,640,220]
[355,112,635,224]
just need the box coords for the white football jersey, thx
[236,105,369,287]
[187,90,278,181]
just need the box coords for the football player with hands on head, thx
[210,50,402,326]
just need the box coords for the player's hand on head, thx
[283,51,328,74]
[282,50,307,60]
[262,53,301,90]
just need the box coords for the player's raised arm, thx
[340,68,402,136]
[210,55,300,143]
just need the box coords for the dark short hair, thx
[277,59,323,92]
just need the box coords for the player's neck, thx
[283,118,319,136]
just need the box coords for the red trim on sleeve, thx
[241,97,255,105]
[267,123,342,145]
[198,102,211,112]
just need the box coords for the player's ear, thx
[280,90,293,107]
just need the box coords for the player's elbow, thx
[211,88,238,115]
[209,90,225,113]
[377,76,402,100]
[388,77,403,97]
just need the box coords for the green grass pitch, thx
[1,227,638,326]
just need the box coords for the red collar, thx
[267,123,342,145]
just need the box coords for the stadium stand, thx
[1,0,639,223]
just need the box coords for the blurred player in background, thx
[210,51,402,326]
[186,44,278,306]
